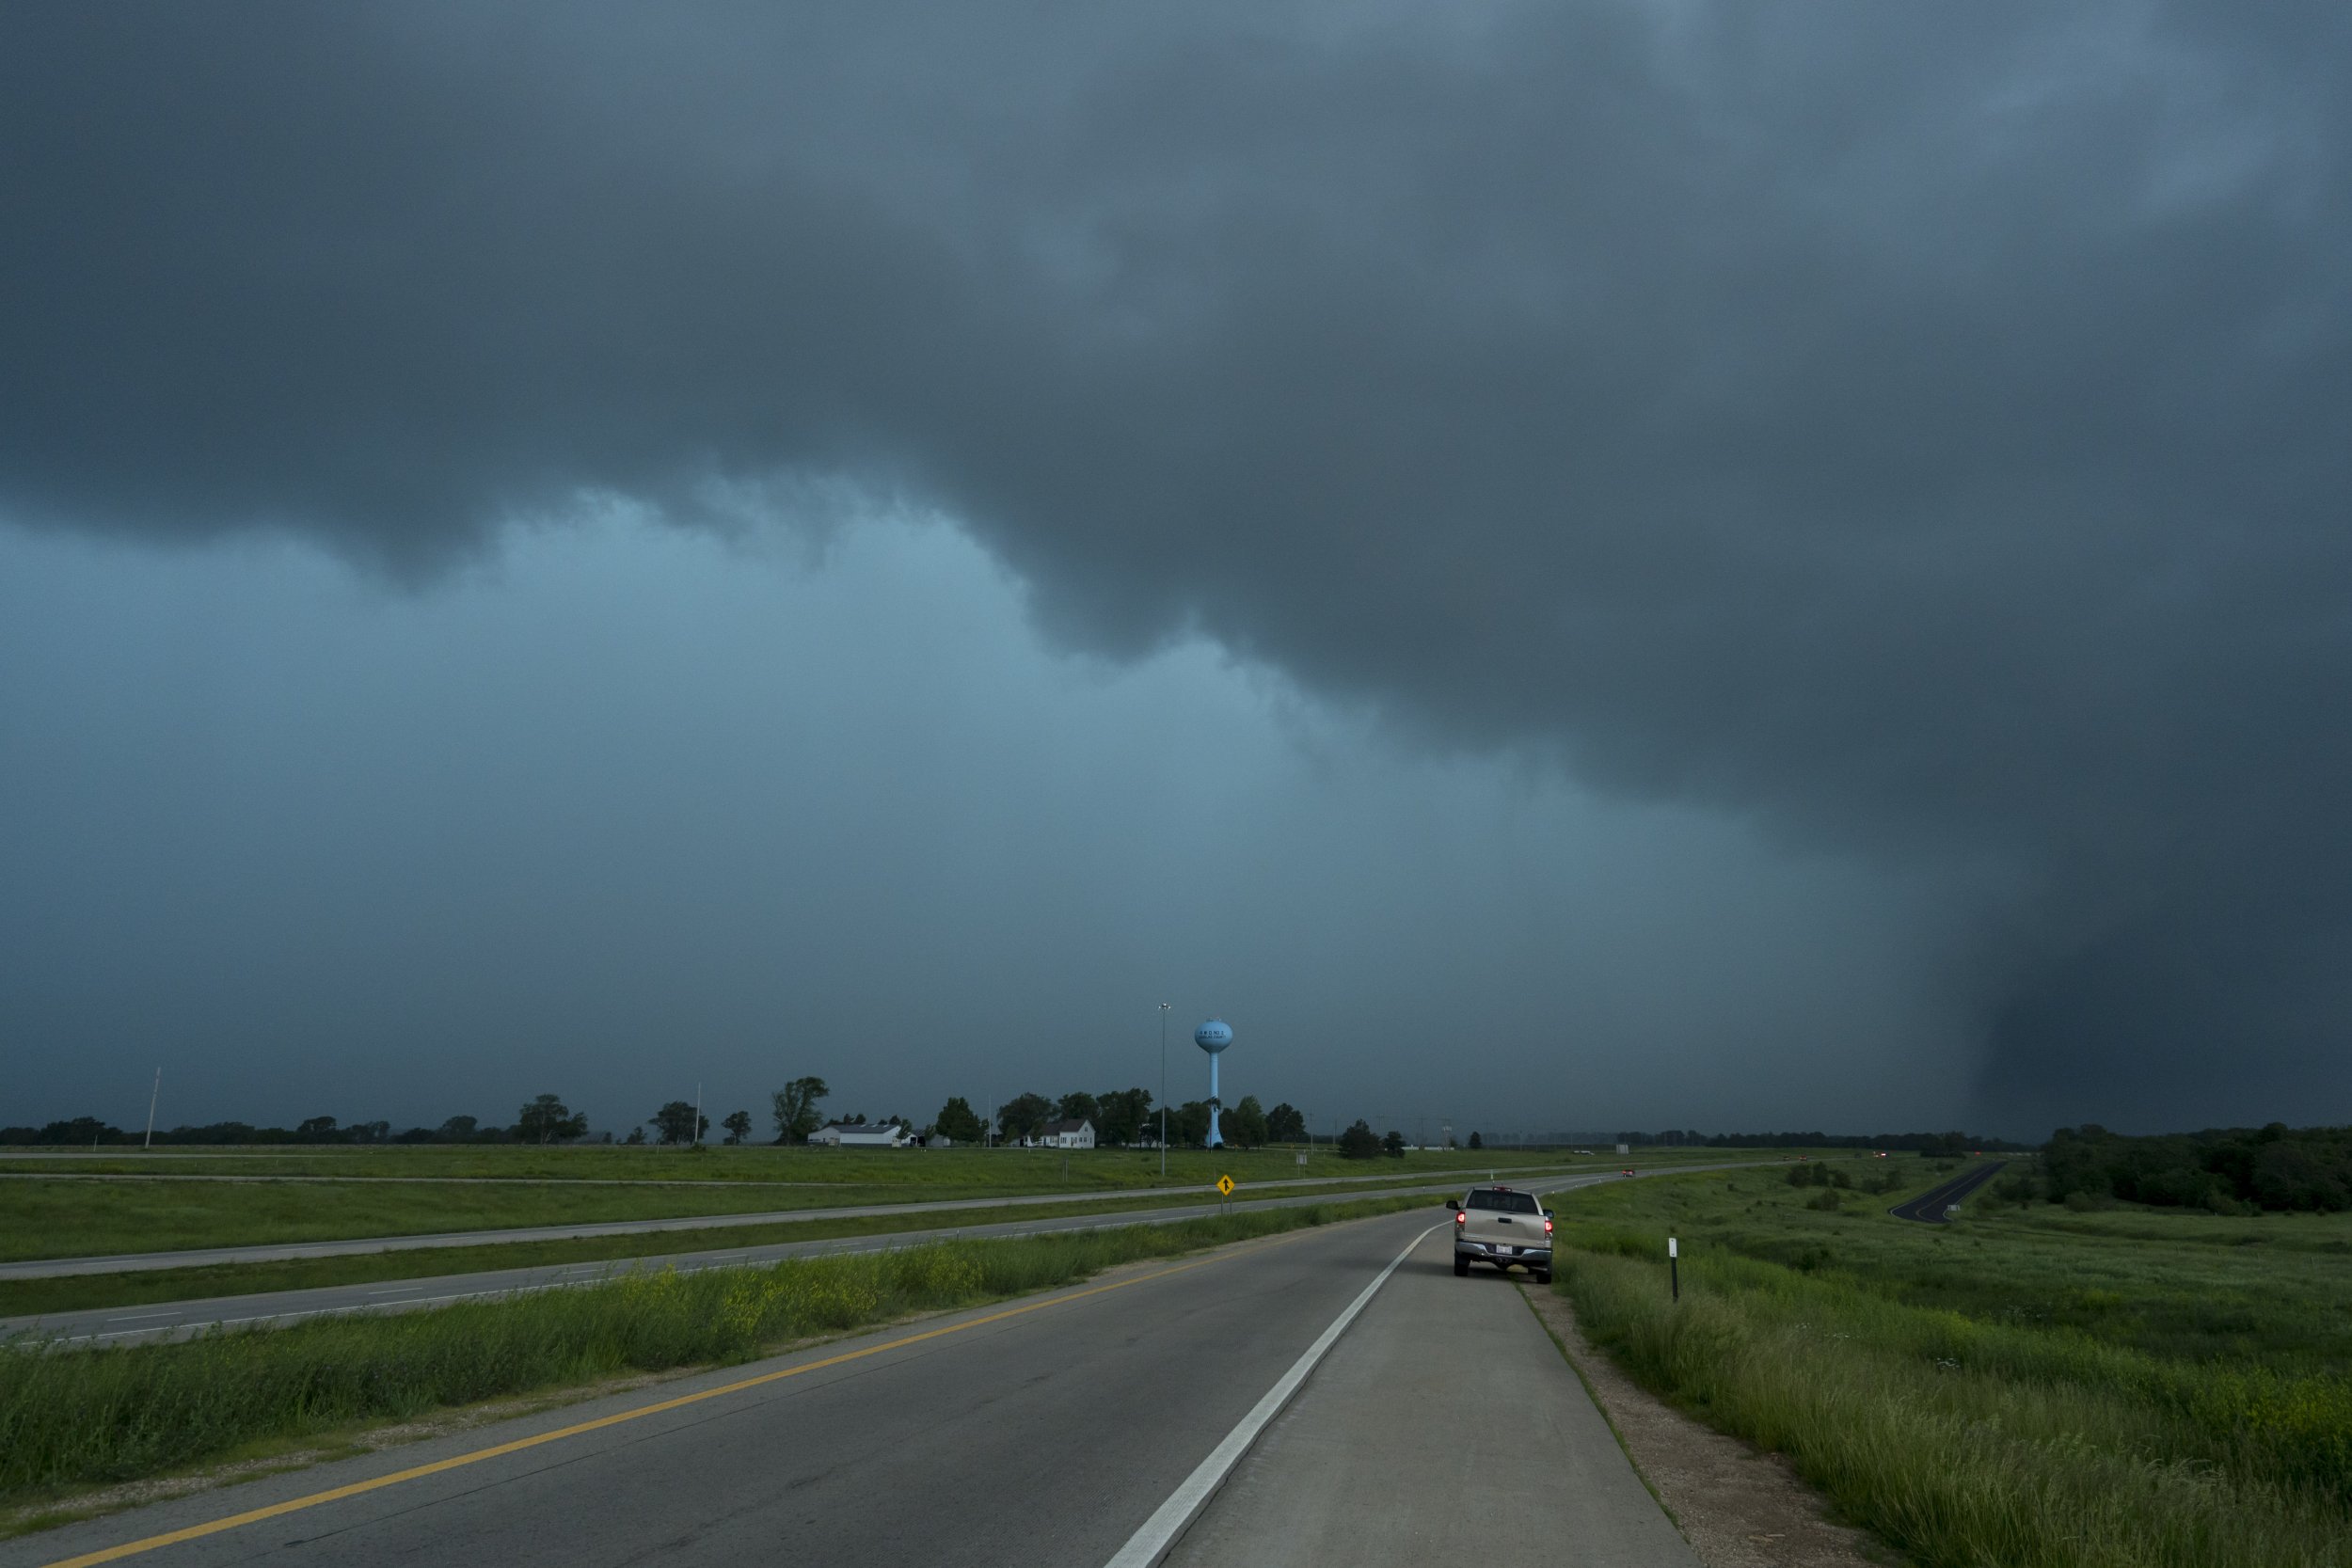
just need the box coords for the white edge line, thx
[1099,1220,1443,1568]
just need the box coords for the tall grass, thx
[0,1196,1415,1506]
[1559,1239,2352,1568]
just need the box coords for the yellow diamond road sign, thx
[1216,1175,1235,1196]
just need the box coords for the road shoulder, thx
[1165,1231,1696,1568]
[1518,1284,1902,1568]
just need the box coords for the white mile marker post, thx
[1668,1235,1679,1303]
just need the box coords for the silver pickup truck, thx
[1448,1185,1553,1281]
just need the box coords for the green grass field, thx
[0,1192,1438,1526]
[1549,1157,2352,1568]
[0,1146,1770,1262]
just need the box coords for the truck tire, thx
[1453,1257,1469,1277]
[1534,1269,1551,1284]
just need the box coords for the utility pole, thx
[693,1082,703,1147]
[1158,1003,1170,1180]
[143,1068,161,1150]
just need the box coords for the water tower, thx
[1195,1019,1233,1147]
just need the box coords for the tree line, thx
[6,1094,1313,1150]
[935,1088,1302,1148]
[1623,1129,2030,1152]
[2018,1122,2352,1214]
[0,1100,595,1147]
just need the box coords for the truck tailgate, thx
[1463,1212,1541,1246]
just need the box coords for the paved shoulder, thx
[1163,1229,1697,1568]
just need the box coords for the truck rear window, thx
[1466,1191,1539,1213]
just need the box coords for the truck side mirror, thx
[1444,1198,1459,1211]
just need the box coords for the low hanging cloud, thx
[5,2,2348,1129]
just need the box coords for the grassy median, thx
[0,1193,1431,1519]
[1549,1160,2352,1568]
[0,1179,1482,1318]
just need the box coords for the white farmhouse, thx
[1034,1118,1095,1149]
[807,1121,910,1148]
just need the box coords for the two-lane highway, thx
[1888,1160,2007,1223]
[3,1164,1766,1345]
[4,1201,1696,1568]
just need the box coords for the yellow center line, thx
[36,1223,1345,1568]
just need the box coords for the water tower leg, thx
[1207,1053,1222,1148]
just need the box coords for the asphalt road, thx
[1888,1160,2008,1223]
[2,1206,1696,1568]
[0,1172,1629,1345]
[0,1167,1587,1279]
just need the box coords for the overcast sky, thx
[5,3,2348,1140]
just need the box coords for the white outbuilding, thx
[808,1121,910,1148]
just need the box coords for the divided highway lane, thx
[4,1201,1693,1568]
[3,1165,1757,1344]
[3,1188,1424,1346]
[1889,1160,2008,1224]
[0,1167,1590,1279]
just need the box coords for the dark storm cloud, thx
[6,2,2349,1128]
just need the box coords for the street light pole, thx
[1158,1003,1170,1180]
[143,1069,160,1150]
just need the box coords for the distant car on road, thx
[1621,1167,1635,1177]
[1449,1185,1553,1282]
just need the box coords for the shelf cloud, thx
[6,3,2349,1130]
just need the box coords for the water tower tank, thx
[1194,1020,1232,1053]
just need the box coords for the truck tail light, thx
[1544,1217,1554,1234]
[1454,1211,1466,1225]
